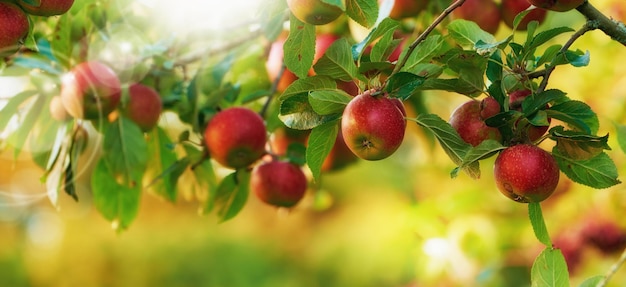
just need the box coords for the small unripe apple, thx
[450,100,502,146]
[49,96,71,121]
[287,0,343,25]
[383,0,428,20]
[251,160,308,208]
[528,0,585,12]
[17,0,75,16]
[509,89,551,141]
[204,107,267,169]
[451,0,502,34]
[60,61,122,120]
[493,144,560,203]
[501,0,548,30]
[0,2,29,57]
[120,84,163,132]
[341,90,406,161]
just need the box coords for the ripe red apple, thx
[384,0,428,20]
[17,0,74,16]
[451,0,502,34]
[493,144,560,203]
[501,0,548,30]
[266,37,299,93]
[580,218,626,255]
[528,0,585,12]
[286,0,343,25]
[341,90,406,160]
[479,96,500,120]
[321,129,359,172]
[509,89,551,142]
[49,96,71,121]
[120,84,163,132]
[251,160,308,208]
[204,107,267,169]
[0,2,29,57]
[60,61,122,120]
[450,100,502,146]
[269,126,311,156]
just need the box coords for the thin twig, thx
[596,247,626,287]
[390,0,466,76]
[536,23,594,94]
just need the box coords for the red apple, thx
[321,129,359,172]
[251,160,308,208]
[266,37,299,93]
[480,96,501,120]
[384,0,428,20]
[269,126,311,156]
[528,0,585,12]
[17,0,74,16]
[204,107,267,169]
[341,89,406,160]
[120,83,163,132]
[60,61,122,120]
[501,0,548,30]
[286,0,343,25]
[49,96,71,121]
[0,2,29,57]
[450,100,502,146]
[509,89,551,142]
[451,0,502,34]
[581,218,626,255]
[493,144,560,203]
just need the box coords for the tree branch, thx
[576,1,626,46]
[597,246,626,287]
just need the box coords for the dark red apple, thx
[321,129,359,172]
[0,2,29,57]
[501,0,548,30]
[493,144,560,203]
[204,107,267,169]
[286,0,343,25]
[251,160,308,208]
[450,100,502,146]
[581,218,626,255]
[528,0,585,12]
[341,89,406,160]
[509,89,551,142]
[49,96,71,121]
[120,83,163,132]
[17,0,74,16]
[451,0,502,34]
[480,96,500,120]
[384,0,428,20]
[60,61,122,120]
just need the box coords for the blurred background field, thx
[2,0,626,286]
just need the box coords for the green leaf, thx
[370,28,399,62]
[578,276,605,287]
[460,140,505,169]
[447,19,496,47]
[8,94,46,159]
[279,93,342,130]
[537,45,563,67]
[413,114,479,179]
[529,203,552,246]
[309,89,352,115]
[527,27,575,53]
[145,128,184,202]
[214,170,251,222]
[445,50,488,93]
[313,38,359,82]
[346,0,378,28]
[384,72,425,100]
[551,127,610,161]
[12,55,63,75]
[553,49,590,67]
[417,78,481,95]
[280,75,337,101]
[0,90,37,135]
[306,121,339,182]
[284,14,316,78]
[547,100,599,134]
[401,35,450,72]
[531,247,570,287]
[91,159,142,231]
[102,116,149,186]
[552,148,621,189]
[486,51,503,83]
[351,18,400,59]
[51,13,73,69]
[521,89,569,116]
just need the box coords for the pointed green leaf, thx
[313,38,359,82]
[309,89,352,115]
[552,148,621,189]
[284,14,316,78]
[146,128,185,202]
[306,121,339,182]
[351,18,400,59]
[460,140,505,169]
[102,116,149,186]
[279,93,342,130]
[280,75,337,101]
[547,100,598,135]
[551,127,610,161]
[527,27,574,52]
[214,170,251,222]
[401,35,450,72]
[578,276,605,287]
[529,203,552,246]
[346,0,378,28]
[384,72,425,100]
[8,94,46,159]
[531,248,570,287]
[447,19,496,47]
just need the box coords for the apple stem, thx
[390,0,467,77]
[576,1,626,46]
[536,23,594,94]
[596,246,626,287]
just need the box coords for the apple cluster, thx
[0,0,75,57]
[53,60,163,133]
